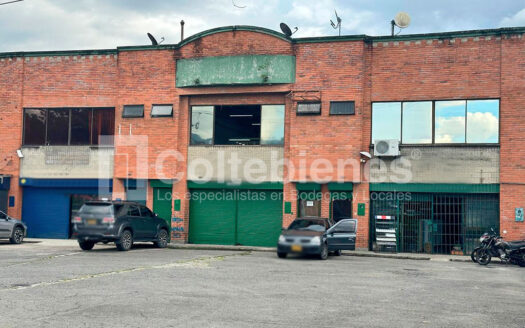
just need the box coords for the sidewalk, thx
[23,238,479,263]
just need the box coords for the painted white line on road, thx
[1,252,250,292]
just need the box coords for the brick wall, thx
[500,34,525,240]
[1,28,524,244]
[0,58,23,218]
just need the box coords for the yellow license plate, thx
[291,245,302,252]
[86,219,97,225]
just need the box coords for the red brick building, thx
[0,25,524,253]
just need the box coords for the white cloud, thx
[0,1,523,52]
[466,111,499,143]
[435,112,498,143]
[500,8,525,27]
[435,116,465,143]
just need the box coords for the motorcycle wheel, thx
[477,249,492,265]
[519,253,525,268]
[471,247,481,262]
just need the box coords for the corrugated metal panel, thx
[189,189,283,247]
[369,183,499,194]
[236,191,283,247]
[189,190,236,245]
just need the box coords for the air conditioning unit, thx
[374,139,400,157]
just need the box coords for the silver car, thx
[0,210,27,244]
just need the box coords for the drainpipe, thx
[180,20,185,41]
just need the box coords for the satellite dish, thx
[147,33,158,46]
[280,23,298,37]
[280,23,292,37]
[394,12,411,28]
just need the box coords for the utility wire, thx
[0,0,23,6]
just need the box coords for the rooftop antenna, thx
[147,33,164,46]
[391,12,411,36]
[280,22,298,37]
[330,10,342,36]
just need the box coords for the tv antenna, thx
[280,23,298,37]
[330,10,342,36]
[147,33,164,46]
[391,12,411,36]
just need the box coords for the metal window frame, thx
[189,104,285,146]
[371,98,500,146]
[22,107,115,146]
[329,101,355,115]
[122,104,145,118]
[151,104,173,118]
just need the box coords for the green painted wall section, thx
[176,55,296,87]
[369,183,500,194]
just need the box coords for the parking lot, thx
[0,240,524,328]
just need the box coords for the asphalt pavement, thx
[0,240,523,328]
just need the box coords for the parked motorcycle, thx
[470,232,490,262]
[474,229,525,266]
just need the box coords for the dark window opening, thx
[122,105,144,118]
[190,104,285,146]
[330,101,355,115]
[332,199,352,221]
[23,109,46,145]
[70,109,91,145]
[46,109,69,145]
[23,108,114,146]
[215,105,261,145]
[92,109,115,145]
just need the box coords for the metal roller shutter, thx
[189,190,236,245]
[236,190,283,247]
[22,188,71,239]
[189,189,283,247]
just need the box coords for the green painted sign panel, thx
[284,201,292,214]
[176,55,296,87]
[357,203,366,216]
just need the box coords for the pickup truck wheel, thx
[78,241,95,251]
[116,230,133,251]
[319,243,328,260]
[277,252,287,258]
[334,249,342,256]
[9,226,24,244]
[154,229,169,248]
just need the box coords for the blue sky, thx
[0,0,524,52]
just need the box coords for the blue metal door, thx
[22,186,104,239]
[22,188,71,239]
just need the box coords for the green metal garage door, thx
[236,190,283,247]
[189,190,237,245]
[189,189,283,247]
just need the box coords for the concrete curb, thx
[167,244,477,262]
[167,244,275,252]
